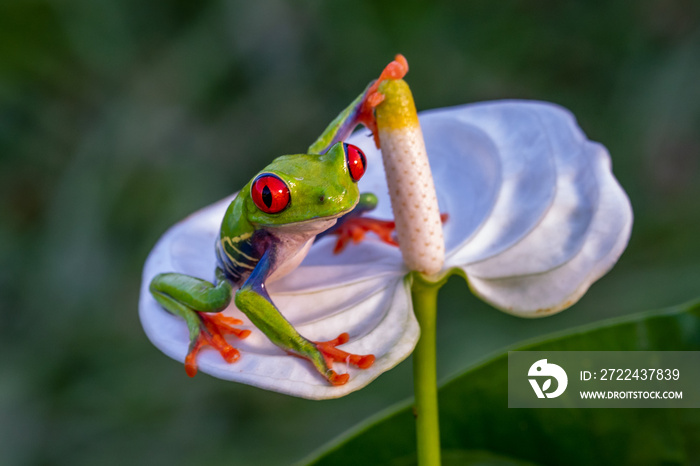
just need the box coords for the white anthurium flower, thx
[139,100,632,399]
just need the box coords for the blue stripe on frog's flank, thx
[216,232,264,283]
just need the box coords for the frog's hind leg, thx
[234,249,374,386]
[149,269,250,377]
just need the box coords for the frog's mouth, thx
[261,213,344,234]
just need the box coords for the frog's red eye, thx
[344,143,366,182]
[251,174,290,214]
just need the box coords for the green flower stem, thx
[411,272,446,466]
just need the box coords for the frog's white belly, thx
[266,217,338,283]
[267,237,315,282]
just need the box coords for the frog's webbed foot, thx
[185,313,251,377]
[234,249,375,386]
[331,216,398,254]
[150,271,250,377]
[312,333,375,386]
[357,54,409,148]
[320,192,398,253]
[331,212,449,254]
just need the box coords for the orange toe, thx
[328,371,351,386]
[184,313,250,377]
[357,54,410,148]
[314,332,376,385]
[331,217,398,254]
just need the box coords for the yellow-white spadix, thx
[376,79,445,276]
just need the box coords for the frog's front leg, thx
[307,54,409,155]
[235,248,374,385]
[318,192,398,253]
[323,190,450,254]
[149,268,251,377]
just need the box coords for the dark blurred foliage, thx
[1,1,699,465]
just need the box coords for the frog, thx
[149,55,409,386]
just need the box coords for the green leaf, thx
[303,300,700,466]
[391,449,540,466]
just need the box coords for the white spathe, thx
[139,100,632,399]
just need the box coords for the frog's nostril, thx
[318,194,325,203]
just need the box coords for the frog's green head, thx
[244,142,367,228]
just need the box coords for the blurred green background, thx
[2,1,699,465]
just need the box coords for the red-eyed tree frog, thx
[149,56,408,386]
